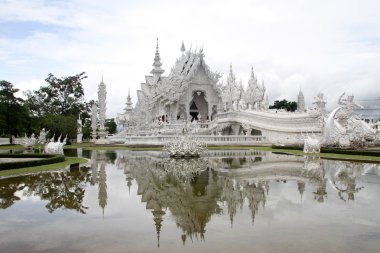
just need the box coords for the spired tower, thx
[151,38,165,84]
[125,89,133,112]
[297,89,305,112]
[96,76,108,144]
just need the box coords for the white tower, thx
[151,38,165,84]
[91,103,97,142]
[96,76,108,144]
[297,89,305,112]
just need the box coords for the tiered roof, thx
[139,42,222,111]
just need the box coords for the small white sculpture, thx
[303,135,321,153]
[163,126,207,158]
[22,133,37,148]
[44,136,66,154]
[77,114,83,144]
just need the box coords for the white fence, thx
[0,138,10,145]
[124,135,266,146]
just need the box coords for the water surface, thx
[0,149,379,253]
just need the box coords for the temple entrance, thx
[189,91,208,122]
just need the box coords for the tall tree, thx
[25,72,88,116]
[0,81,30,143]
[23,72,88,140]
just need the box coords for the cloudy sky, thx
[1,0,379,117]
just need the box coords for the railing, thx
[161,121,210,130]
[124,135,266,146]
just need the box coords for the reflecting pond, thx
[1,149,380,253]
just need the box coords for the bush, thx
[320,148,380,157]
[0,154,65,170]
[272,145,303,150]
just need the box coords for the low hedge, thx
[0,154,65,170]
[272,145,303,150]
[320,148,380,157]
[271,145,380,157]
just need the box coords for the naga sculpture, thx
[44,135,67,154]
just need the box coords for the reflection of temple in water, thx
[91,150,108,216]
[1,149,378,247]
[115,150,356,245]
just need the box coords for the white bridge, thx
[110,110,323,146]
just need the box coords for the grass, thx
[0,144,24,150]
[0,157,88,177]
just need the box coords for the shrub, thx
[0,154,65,170]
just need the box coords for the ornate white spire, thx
[151,38,164,83]
[98,78,107,130]
[297,88,305,112]
[96,76,108,144]
[180,41,185,53]
[91,103,97,142]
[125,89,133,112]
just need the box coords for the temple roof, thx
[140,48,221,109]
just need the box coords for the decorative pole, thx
[77,113,83,143]
[91,103,97,142]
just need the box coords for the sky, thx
[1,0,379,117]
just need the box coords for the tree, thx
[105,118,117,134]
[40,114,77,140]
[0,81,30,143]
[269,99,297,112]
[25,72,88,116]
[23,72,89,139]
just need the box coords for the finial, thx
[180,41,185,52]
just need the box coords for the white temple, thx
[111,40,379,148]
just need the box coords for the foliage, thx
[105,118,117,134]
[0,154,65,170]
[269,99,297,112]
[0,159,90,213]
[82,119,93,140]
[23,73,89,139]
[39,114,77,140]
[24,72,87,117]
[0,81,31,141]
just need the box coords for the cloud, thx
[1,0,379,117]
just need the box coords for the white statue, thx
[77,114,83,144]
[22,133,37,148]
[312,93,327,115]
[44,137,66,154]
[303,135,321,153]
[38,128,49,145]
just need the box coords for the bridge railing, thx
[124,135,265,145]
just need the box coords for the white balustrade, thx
[125,135,266,146]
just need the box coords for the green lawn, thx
[0,157,88,177]
[0,144,24,150]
